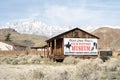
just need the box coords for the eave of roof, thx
[31,45,47,49]
[46,27,99,42]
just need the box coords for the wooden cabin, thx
[46,28,99,61]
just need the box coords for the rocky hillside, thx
[0,28,48,47]
[92,27,120,51]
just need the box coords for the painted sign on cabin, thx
[64,38,98,55]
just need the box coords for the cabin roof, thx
[31,45,47,49]
[46,27,99,42]
[0,40,27,47]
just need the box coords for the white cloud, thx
[0,0,119,26]
[42,5,105,26]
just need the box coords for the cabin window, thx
[56,39,62,48]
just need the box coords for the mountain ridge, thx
[0,19,120,50]
[92,27,120,51]
[0,28,48,47]
[0,19,120,38]
[0,19,75,37]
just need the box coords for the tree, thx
[5,33,12,42]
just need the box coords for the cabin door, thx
[56,38,63,55]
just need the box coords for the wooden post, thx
[35,48,38,55]
[43,48,45,57]
[54,39,57,56]
[50,41,52,55]
[62,39,64,55]
[47,43,49,58]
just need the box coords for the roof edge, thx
[46,27,99,42]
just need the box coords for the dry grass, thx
[0,56,120,80]
[0,55,51,65]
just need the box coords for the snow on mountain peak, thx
[1,19,119,37]
[0,19,74,37]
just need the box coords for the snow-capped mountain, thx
[0,19,75,37]
[0,19,120,37]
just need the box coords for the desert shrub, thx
[98,57,120,80]
[16,74,26,80]
[74,58,82,64]
[107,72,118,80]
[6,57,15,64]
[0,55,52,65]
[15,57,120,80]
[94,57,103,64]
[116,70,120,79]
[0,56,16,64]
[44,69,69,80]
[40,58,51,64]
[0,56,8,63]
[44,66,76,80]
[21,54,32,60]
[18,59,28,64]
[63,56,81,64]
[16,65,75,80]
[115,56,120,68]
[100,71,120,80]
[10,56,27,65]
[30,69,45,80]
[98,57,120,72]
[75,59,101,80]
[27,55,41,64]
[16,69,45,80]
[91,58,103,70]
[104,57,120,71]
[59,70,69,80]
[63,56,75,64]
[11,58,19,65]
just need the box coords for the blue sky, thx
[0,0,120,26]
